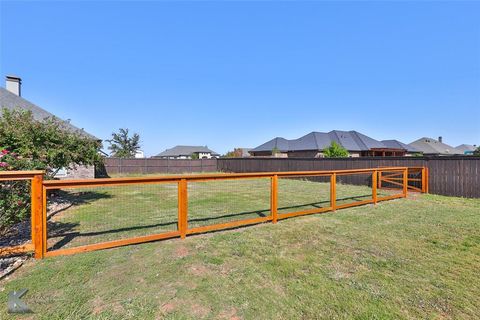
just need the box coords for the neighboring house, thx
[135,150,145,158]
[408,137,463,156]
[0,75,101,179]
[455,144,477,155]
[154,145,219,159]
[250,130,417,157]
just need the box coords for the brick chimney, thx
[438,136,442,143]
[6,75,21,96]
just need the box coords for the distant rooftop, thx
[251,130,415,153]
[408,137,463,155]
[0,79,99,140]
[154,145,219,157]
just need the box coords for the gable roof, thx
[251,130,412,153]
[408,137,463,155]
[155,145,219,157]
[381,140,418,152]
[0,87,99,140]
[249,137,290,152]
[456,144,477,153]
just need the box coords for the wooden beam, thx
[45,231,181,257]
[330,173,336,211]
[178,179,188,239]
[31,174,44,259]
[186,216,271,235]
[271,175,278,223]
[277,206,332,220]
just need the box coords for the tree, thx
[107,128,141,158]
[323,141,349,158]
[190,153,199,160]
[474,146,480,156]
[224,148,243,158]
[0,108,102,179]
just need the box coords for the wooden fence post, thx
[330,173,336,210]
[378,171,382,189]
[31,173,44,259]
[403,168,408,197]
[421,167,426,193]
[271,175,278,223]
[425,167,429,193]
[372,170,378,204]
[178,179,188,239]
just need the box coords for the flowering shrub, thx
[0,148,33,233]
[0,108,103,233]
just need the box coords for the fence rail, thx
[218,156,479,198]
[1,167,427,259]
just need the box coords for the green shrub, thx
[0,148,33,234]
[323,141,349,158]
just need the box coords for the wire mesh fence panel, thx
[277,175,331,215]
[46,183,178,251]
[378,170,405,199]
[407,168,423,192]
[0,179,32,252]
[335,172,374,207]
[187,178,271,229]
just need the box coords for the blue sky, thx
[1,1,479,156]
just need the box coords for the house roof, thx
[455,144,477,153]
[155,145,219,157]
[408,137,463,155]
[381,140,418,152]
[0,87,99,140]
[251,130,413,153]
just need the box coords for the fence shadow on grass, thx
[47,190,113,220]
[47,194,373,251]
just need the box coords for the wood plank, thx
[186,217,271,235]
[45,231,181,257]
[277,206,333,220]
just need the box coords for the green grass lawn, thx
[1,182,479,319]
[44,178,396,250]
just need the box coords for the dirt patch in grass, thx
[189,263,211,276]
[174,245,189,258]
[218,307,241,320]
[190,303,211,318]
[160,301,177,314]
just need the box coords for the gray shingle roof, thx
[251,130,413,153]
[381,140,419,152]
[456,144,476,153]
[0,87,99,140]
[155,145,219,157]
[408,137,463,155]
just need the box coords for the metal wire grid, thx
[46,182,178,251]
[0,179,31,247]
[278,175,331,214]
[187,178,271,228]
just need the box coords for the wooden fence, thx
[218,156,480,198]
[99,158,218,176]
[1,167,426,258]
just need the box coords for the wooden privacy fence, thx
[100,158,218,176]
[1,167,427,259]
